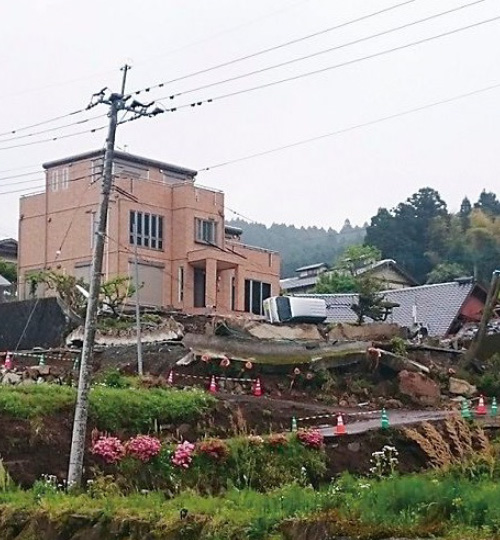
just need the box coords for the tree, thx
[350,276,389,325]
[474,190,500,216]
[426,262,467,284]
[0,259,16,283]
[365,187,449,283]
[27,270,136,317]
[315,271,357,294]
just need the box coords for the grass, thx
[0,385,216,432]
[2,470,500,539]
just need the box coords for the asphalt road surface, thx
[320,409,452,438]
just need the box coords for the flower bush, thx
[172,441,195,469]
[296,428,324,449]
[197,438,230,462]
[247,435,264,446]
[126,435,162,463]
[266,433,288,448]
[91,436,126,464]
[370,445,399,478]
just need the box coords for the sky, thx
[1,0,499,239]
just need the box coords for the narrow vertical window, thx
[178,266,184,303]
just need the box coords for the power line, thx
[150,14,500,116]
[130,0,418,97]
[197,81,500,171]
[0,124,107,151]
[0,107,93,138]
[0,113,107,143]
[166,0,491,100]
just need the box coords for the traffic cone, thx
[461,399,472,419]
[38,354,45,367]
[291,416,298,432]
[167,370,174,385]
[209,375,217,394]
[381,408,390,429]
[253,378,262,397]
[476,395,487,416]
[335,413,346,435]
[4,352,13,370]
[490,397,498,417]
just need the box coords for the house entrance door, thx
[193,268,206,308]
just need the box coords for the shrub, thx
[266,433,288,448]
[126,435,162,463]
[172,441,195,469]
[296,429,324,449]
[91,436,126,464]
[197,438,230,462]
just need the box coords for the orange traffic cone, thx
[4,352,13,371]
[253,378,262,397]
[476,395,487,416]
[209,375,217,394]
[335,413,346,435]
[167,370,174,385]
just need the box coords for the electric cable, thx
[165,0,490,101]
[130,0,419,96]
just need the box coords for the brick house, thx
[18,149,280,315]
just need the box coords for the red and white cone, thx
[335,413,346,435]
[167,370,174,385]
[4,352,13,371]
[253,378,262,397]
[476,395,487,416]
[209,375,217,394]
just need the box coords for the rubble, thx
[397,370,441,406]
[448,377,477,397]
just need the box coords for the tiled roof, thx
[295,262,328,272]
[280,275,318,291]
[300,281,477,336]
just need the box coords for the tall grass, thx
[0,385,216,431]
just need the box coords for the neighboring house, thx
[18,149,280,316]
[280,262,330,294]
[0,238,18,264]
[299,278,487,337]
[280,259,417,295]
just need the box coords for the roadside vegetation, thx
[0,384,216,431]
[2,461,500,539]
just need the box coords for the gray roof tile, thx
[300,281,476,336]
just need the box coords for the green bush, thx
[0,385,216,432]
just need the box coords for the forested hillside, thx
[365,188,500,285]
[227,219,366,277]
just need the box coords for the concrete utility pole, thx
[133,221,143,376]
[67,65,162,488]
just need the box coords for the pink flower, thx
[293,367,301,376]
[296,429,324,449]
[91,436,126,464]
[245,361,253,370]
[126,435,162,463]
[171,441,195,469]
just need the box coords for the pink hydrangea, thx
[171,441,195,469]
[91,436,126,464]
[296,429,324,449]
[126,435,162,463]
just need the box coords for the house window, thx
[130,210,163,250]
[49,168,69,192]
[195,218,217,245]
[244,279,271,315]
[178,266,184,303]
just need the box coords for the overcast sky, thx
[1,0,499,239]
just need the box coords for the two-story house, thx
[18,149,280,316]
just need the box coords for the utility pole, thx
[133,221,143,376]
[465,270,500,364]
[67,66,163,488]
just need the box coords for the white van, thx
[263,296,327,324]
